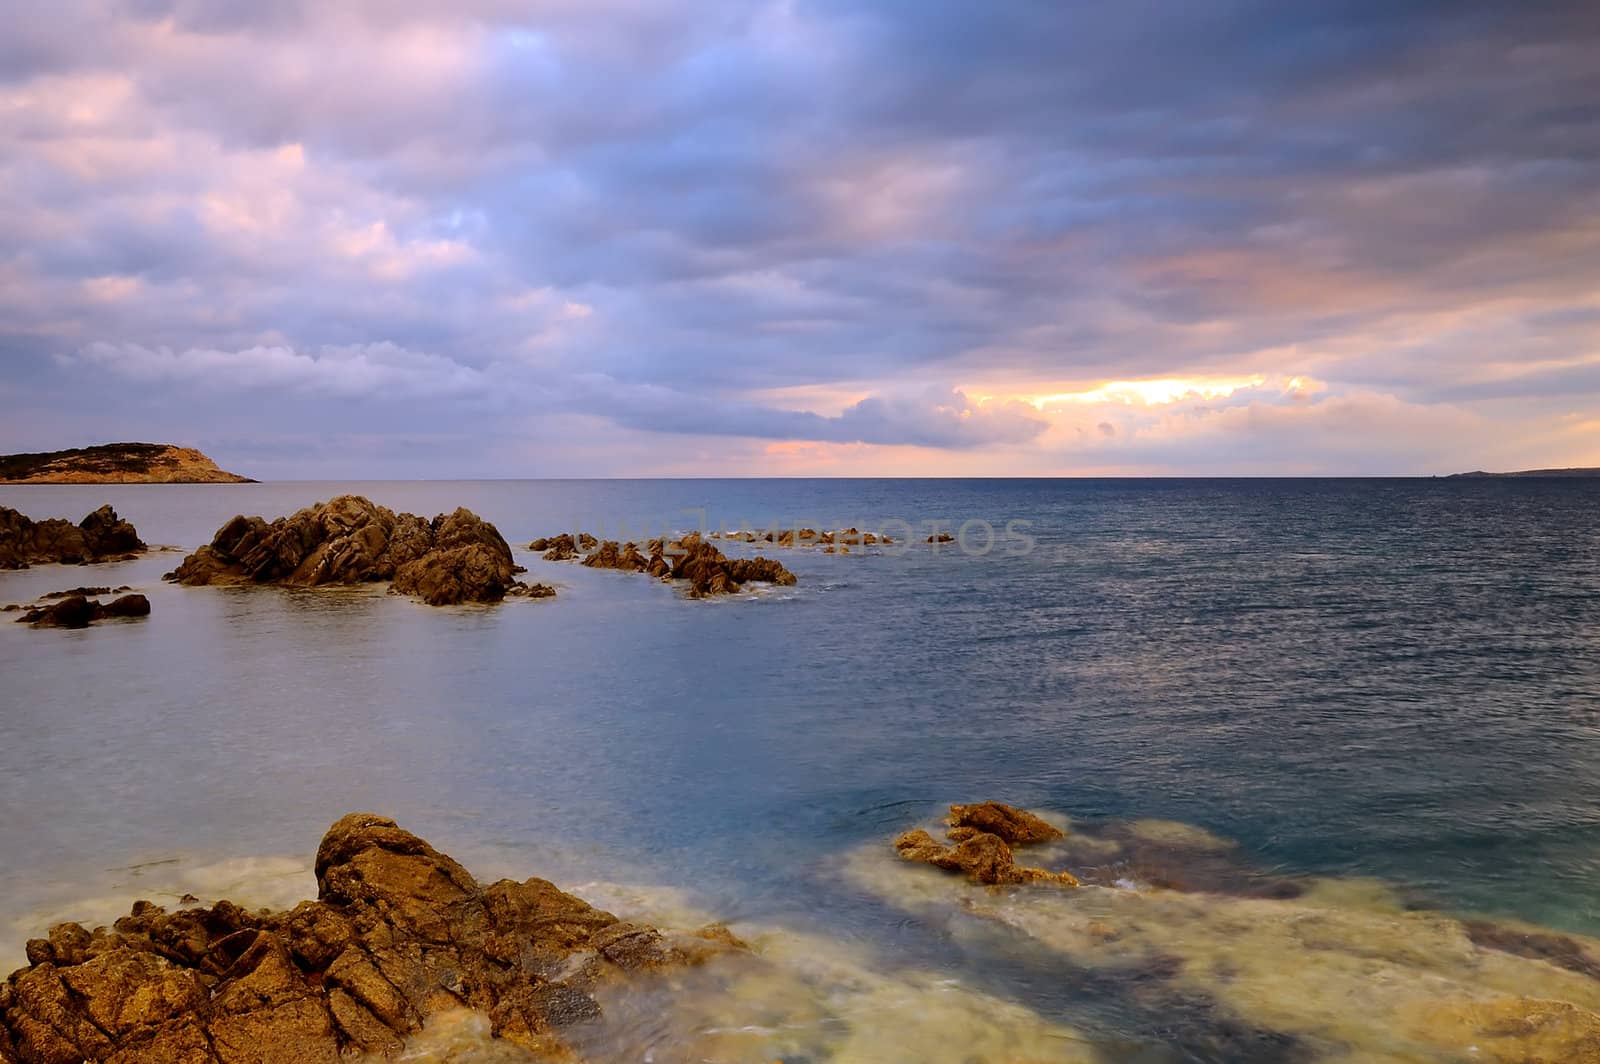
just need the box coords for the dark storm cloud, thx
[1,0,1598,473]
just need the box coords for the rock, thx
[893,803,1078,887]
[391,543,517,605]
[506,583,556,599]
[17,595,99,628]
[0,815,740,1063]
[16,593,149,628]
[534,533,598,561]
[927,533,955,543]
[77,506,145,557]
[0,506,146,569]
[724,556,798,587]
[581,541,649,572]
[39,586,112,598]
[101,594,151,618]
[948,801,1065,845]
[532,530,797,597]
[168,496,535,606]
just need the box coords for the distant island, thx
[0,443,253,483]
[1449,467,1600,478]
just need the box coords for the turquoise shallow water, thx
[3,478,1600,1058]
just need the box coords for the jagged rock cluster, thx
[166,496,552,606]
[711,528,891,553]
[0,814,740,1063]
[0,506,145,570]
[894,801,1079,886]
[530,532,797,597]
[14,593,149,628]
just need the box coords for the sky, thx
[2,1,1598,478]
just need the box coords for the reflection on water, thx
[3,479,1600,1059]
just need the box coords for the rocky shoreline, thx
[9,803,1600,1061]
[0,815,741,1063]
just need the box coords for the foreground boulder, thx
[0,506,145,569]
[894,802,1078,886]
[0,814,738,1063]
[532,531,797,598]
[16,593,150,628]
[167,496,543,606]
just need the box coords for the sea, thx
[2,478,1599,1062]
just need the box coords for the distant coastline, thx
[1448,467,1600,478]
[0,443,253,484]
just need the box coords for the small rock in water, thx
[893,801,1078,886]
[16,593,150,628]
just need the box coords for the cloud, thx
[1,1,1598,473]
[62,340,489,400]
[596,384,1048,448]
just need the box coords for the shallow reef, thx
[856,802,1600,1063]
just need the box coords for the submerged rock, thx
[863,806,1600,1064]
[167,496,543,606]
[0,505,145,569]
[38,585,129,599]
[15,593,150,628]
[894,802,1078,886]
[0,814,738,1063]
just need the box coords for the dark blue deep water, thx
[3,478,1600,1058]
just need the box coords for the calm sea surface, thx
[3,478,1599,1057]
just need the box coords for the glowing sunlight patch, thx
[1020,375,1267,409]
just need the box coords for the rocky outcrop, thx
[0,814,740,1063]
[531,531,798,598]
[580,540,648,572]
[894,802,1078,887]
[16,593,150,628]
[712,528,892,547]
[0,506,145,569]
[0,444,252,484]
[167,496,543,606]
[529,534,598,561]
